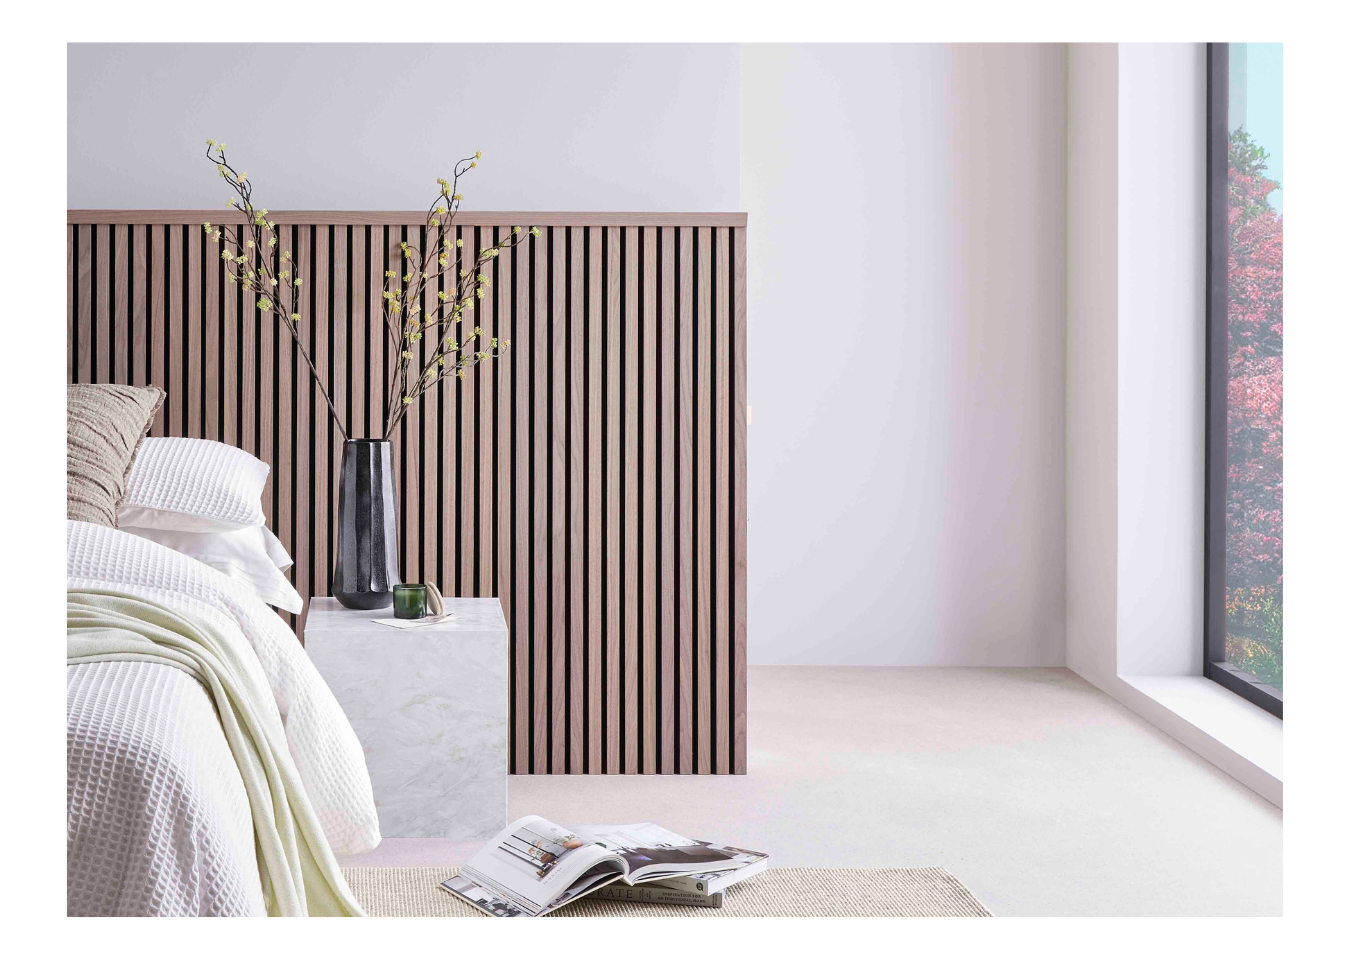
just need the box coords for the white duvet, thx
[66,520,381,916]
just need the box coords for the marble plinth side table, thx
[305,596,508,840]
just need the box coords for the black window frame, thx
[1203,42,1283,719]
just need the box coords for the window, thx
[1205,43,1283,717]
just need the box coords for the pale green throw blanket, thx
[68,589,365,917]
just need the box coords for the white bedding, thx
[67,660,267,916]
[66,520,381,915]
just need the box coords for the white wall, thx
[1065,43,1120,684]
[67,44,740,211]
[1116,43,1207,676]
[68,42,1071,666]
[1065,43,1206,681]
[741,44,1067,665]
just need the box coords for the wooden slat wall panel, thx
[68,211,747,775]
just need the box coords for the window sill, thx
[1120,674,1282,806]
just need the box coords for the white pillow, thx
[121,436,269,531]
[120,524,304,614]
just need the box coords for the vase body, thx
[332,440,401,609]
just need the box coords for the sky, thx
[1234,43,1283,214]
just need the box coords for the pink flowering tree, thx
[1224,128,1283,687]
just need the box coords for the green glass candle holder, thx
[393,583,427,619]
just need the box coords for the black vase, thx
[332,439,401,610]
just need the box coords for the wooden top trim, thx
[68,210,748,227]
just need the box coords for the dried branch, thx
[202,142,533,442]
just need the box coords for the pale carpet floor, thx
[339,666,1282,917]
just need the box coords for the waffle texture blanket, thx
[66,521,379,916]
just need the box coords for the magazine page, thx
[571,822,753,883]
[452,816,625,915]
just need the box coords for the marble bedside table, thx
[305,596,508,841]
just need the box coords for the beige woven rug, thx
[343,866,991,917]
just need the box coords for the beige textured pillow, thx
[67,384,165,527]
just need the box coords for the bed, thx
[66,398,381,916]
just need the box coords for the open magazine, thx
[441,817,763,916]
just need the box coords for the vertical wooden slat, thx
[479,232,496,602]
[112,225,129,384]
[329,225,348,596]
[604,226,622,776]
[714,227,731,773]
[732,226,748,774]
[641,226,659,775]
[148,226,165,435]
[402,224,421,588]
[659,226,677,774]
[240,223,258,457]
[186,225,202,437]
[293,228,313,634]
[677,226,695,775]
[278,230,298,581]
[586,227,603,776]
[550,227,568,774]
[68,225,75,383]
[95,225,111,384]
[369,227,385,442]
[133,227,148,387]
[695,227,713,775]
[77,225,93,385]
[494,234,519,772]
[460,226,478,598]
[511,231,532,774]
[310,226,331,626]
[622,226,640,775]
[168,227,184,434]
[349,226,366,440]
[568,225,585,774]
[222,234,236,446]
[203,227,220,440]
[254,233,273,525]
[420,230,439,597]
[532,229,550,776]
[440,227,459,593]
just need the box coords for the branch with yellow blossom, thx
[203,140,349,440]
[202,141,537,442]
